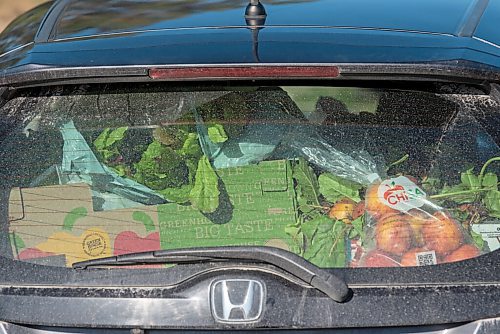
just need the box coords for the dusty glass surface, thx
[1,84,498,269]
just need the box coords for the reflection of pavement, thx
[0,0,45,32]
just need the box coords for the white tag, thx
[415,250,437,266]
[472,223,500,251]
[377,176,427,212]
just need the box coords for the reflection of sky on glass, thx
[53,0,479,41]
[105,0,470,35]
[146,7,245,29]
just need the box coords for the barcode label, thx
[416,251,437,266]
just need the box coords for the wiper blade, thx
[73,246,350,303]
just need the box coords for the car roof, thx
[0,0,499,87]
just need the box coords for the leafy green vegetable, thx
[461,168,481,190]
[94,128,111,151]
[107,127,128,147]
[386,153,409,172]
[177,133,201,157]
[430,156,500,221]
[189,156,220,213]
[348,216,365,241]
[153,127,180,147]
[318,173,361,203]
[438,183,478,204]
[284,222,302,240]
[489,211,500,219]
[292,158,321,216]
[159,184,193,204]
[300,215,325,242]
[482,173,498,189]
[134,140,188,190]
[470,230,485,250]
[285,217,305,256]
[94,127,128,161]
[421,177,442,194]
[110,165,128,177]
[303,217,346,268]
[173,132,203,185]
[207,124,228,143]
[287,159,365,264]
[484,190,500,217]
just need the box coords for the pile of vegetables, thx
[93,124,226,213]
[286,156,500,268]
[286,158,366,268]
[92,92,252,214]
[92,121,498,268]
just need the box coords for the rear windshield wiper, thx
[73,246,350,303]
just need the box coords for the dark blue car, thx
[0,0,499,332]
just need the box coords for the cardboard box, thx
[158,159,297,250]
[8,160,297,267]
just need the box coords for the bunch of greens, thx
[93,127,130,176]
[286,158,365,267]
[427,157,500,220]
[421,157,500,249]
[134,140,189,190]
[93,124,225,214]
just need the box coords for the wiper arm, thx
[73,246,350,303]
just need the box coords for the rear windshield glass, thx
[1,84,499,269]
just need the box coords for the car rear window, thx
[1,84,499,269]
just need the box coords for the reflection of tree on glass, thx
[54,0,315,39]
[0,2,52,56]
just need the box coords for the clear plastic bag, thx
[287,131,383,185]
[359,176,481,267]
[59,121,166,210]
[193,106,286,169]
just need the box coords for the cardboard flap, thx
[8,187,24,221]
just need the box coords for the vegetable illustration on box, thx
[8,184,161,267]
[114,212,160,256]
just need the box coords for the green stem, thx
[429,184,498,200]
[328,225,348,257]
[479,157,500,179]
[386,154,409,172]
[431,157,500,200]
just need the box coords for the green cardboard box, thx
[158,160,298,251]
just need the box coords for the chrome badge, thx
[210,279,265,323]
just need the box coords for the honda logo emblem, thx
[210,279,265,323]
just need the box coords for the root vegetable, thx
[375,214,412,256]
[422,212,462,256]
[443,244,480,263]
[328,198,356,224]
